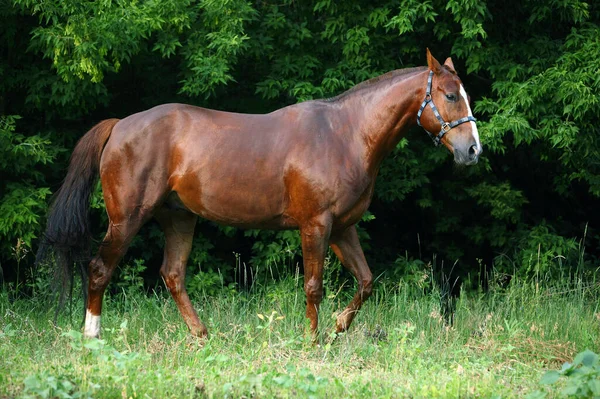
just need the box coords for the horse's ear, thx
[426,48,442,74]
[444,57,456,72]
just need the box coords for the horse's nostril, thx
[468,144,478,159]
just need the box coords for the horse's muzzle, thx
[455,143,482,166]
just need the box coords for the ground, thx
[1,276,598,398]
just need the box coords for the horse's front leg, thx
[329,224,373,333]
[300,213,332,336]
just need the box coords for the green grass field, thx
[1,273,599,398]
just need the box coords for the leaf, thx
[573,350,598,367]
[561,383,579,396]
[589,379,600,396]
[83,339,105,351]
[525,390,548,399]
[63,330,83,341]
[273,374,291,386]
[525,390,547,399]
[561,362,574,373]
[539,370,560,385]
[23,374,41,391]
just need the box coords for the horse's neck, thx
[346,70,426,175]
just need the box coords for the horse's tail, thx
[36,118,119,313]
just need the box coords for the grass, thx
[1,272,599,398]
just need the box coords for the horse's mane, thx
[324,66,428,102]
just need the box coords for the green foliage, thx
[22,373,83,399]
[219,365,331,398]
[247,229,302,276]
[393,254,430,289]
[2,276,600,398]
[2,0,600,291]
[0,185,50,250]
[114,259,147,296]
[528,350,600,399]
[0,115,58,268]
[518,224,579,276]
[493,223,582,278]
[16,327,153,398]
[14,0,187,82]
[180,0,257,98]
[185,229,237,295]
[476,23,600,196]
[187,270,231,296]
[466,182,527,224]
[11,0,257,109]
[25,258,54,299]
[376,139,434,203]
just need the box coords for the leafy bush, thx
[0,115,59,284]
[528,350,600,398]
[3,0,600,293]
[494,223,582,279]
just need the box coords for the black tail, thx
[36,119,119,314]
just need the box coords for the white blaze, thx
[84,309,101,338]
[459,84,481,151]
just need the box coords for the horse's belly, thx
[171,172,289,228]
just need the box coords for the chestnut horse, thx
[38,50,481,338]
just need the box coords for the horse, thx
[37,49,481,339]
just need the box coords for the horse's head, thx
[417,49,482,165]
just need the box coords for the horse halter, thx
[417,70,477,146]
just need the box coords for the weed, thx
[528,350,600,399]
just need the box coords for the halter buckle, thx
[441,122,451,133]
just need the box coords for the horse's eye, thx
[445,93,457,102]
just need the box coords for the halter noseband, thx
[416,70,477,146]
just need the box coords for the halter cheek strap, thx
[416,70,477,146]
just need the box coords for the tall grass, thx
[1,266,599,398]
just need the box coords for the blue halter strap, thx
[416,70,477,146]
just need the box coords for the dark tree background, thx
[1,0,599,294]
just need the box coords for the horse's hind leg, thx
[329,225,373,333]
[85,214,148,338]
[155,207,207,338]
